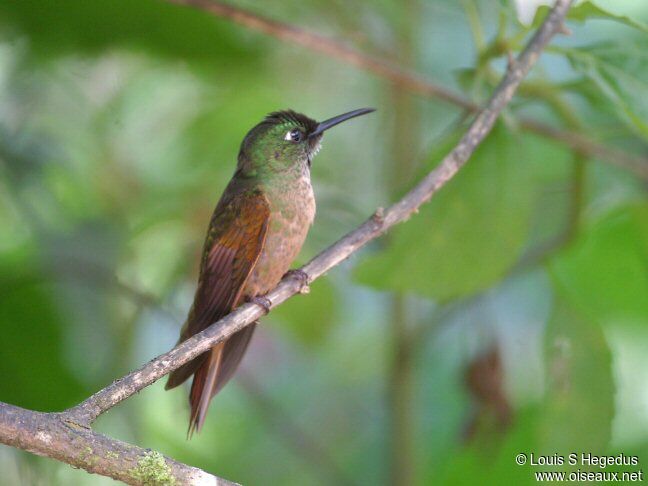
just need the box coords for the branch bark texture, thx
[0,1,573,484]
[0,403,232,485]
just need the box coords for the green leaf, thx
[566,1,648,33]
[529,2,648,33]
[0,0,262,64]
[551,203,648,328]
[354,124,568,300]
[0,248,88,410]
[539,299,614,453]
[561,43,648,141]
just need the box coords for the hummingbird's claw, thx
[250,295,272,315]
[284,269,310,294]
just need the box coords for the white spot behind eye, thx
[311,142,322,156]
[284,130,293,141]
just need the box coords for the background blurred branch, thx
[0,0,573,483]
[166,0,648,180]
[239,373,356,486]
[168,0,473,108]
[514,146,586,271]
[517,119,648,179]
[387,2,419,479]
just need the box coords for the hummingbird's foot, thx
[284,269,310,294]
[250,295,272,315]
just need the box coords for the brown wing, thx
[166,189,270,391]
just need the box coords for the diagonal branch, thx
[66,0,573,424]
[165,0,648,180]
[0,1,573,483]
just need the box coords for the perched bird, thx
[166,108,375,434]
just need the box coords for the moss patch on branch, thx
[129,451,176,485]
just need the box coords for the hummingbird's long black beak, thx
[309,108,375,138]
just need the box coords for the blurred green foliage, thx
[355,125,570,300]
[0,0,646,485]
[562,42,648,140]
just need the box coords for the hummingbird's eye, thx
[284,129,303,143]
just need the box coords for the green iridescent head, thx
[237,108,375,177]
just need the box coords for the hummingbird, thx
[165,107,375,434]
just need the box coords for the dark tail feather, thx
[166,354,205,390]
[188,344,222,437]
[187,323,258,436]
[213,322,257,396]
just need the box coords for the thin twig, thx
[165,0,648,180]
[0,1,573,483]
